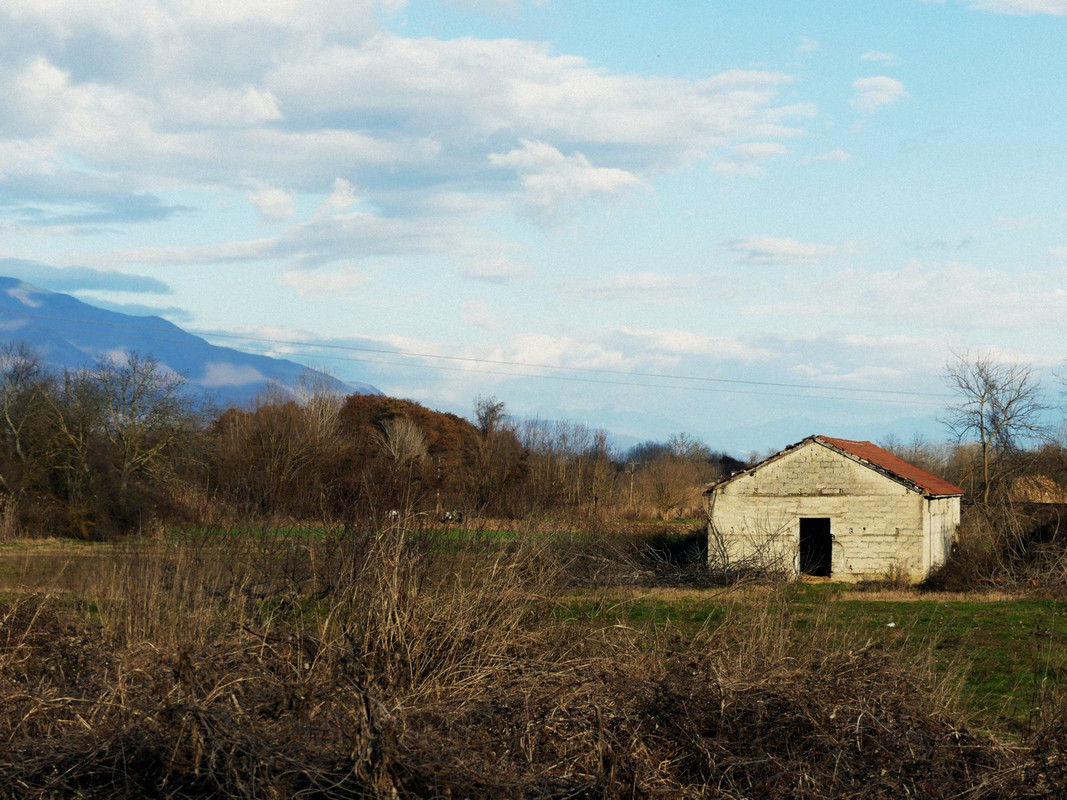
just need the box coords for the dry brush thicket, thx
[3,527,1066,799]
[0,346,746,538]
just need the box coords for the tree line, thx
[0,343,747,538]
[0,341,1062,540]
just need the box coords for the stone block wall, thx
[707,440,956,581]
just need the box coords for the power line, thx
[1,309,951,406]
[239,346,948,406]
[200,327,949,399]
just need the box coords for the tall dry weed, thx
[0,494,20,542]
[1,526,1064,798]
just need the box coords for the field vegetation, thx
[0,343,1065,797]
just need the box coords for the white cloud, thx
[616,327,775,361]
[956,0,1067,14]
[6,287,44,308]
[840,332,935,346]
[2,57,151,147]
[564,272,697,298]
[5,58,68,135]
[1051,245,1067,259]
[2,0,393,51]
[317,178,360,216]
[463,300,505,331]
[103,237,277,266]
[215,323,321,349]
[797,37,820,54]
[0,9,815,262]
[279,269,371,296]
[446,0,548,13]
[200,362,268,387]
[788,363,906,387]
[461,258,532,283]
[270,37,807,161]
[742,260,1067,334]
[162,86,283,127]
[271,210,468,267]
[993,215,1039,230]
[804,148,851,164]
[246,183,296,222]
[713,142,788,176]
[489,139,644,221]
[860,51,899,65]
[727,236,846,265]
[499,332,632,371]
[0,140,57,176]
[850,76,908,113]
[102,205,466,268]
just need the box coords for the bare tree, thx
[0,343,47,471]
[295,369,345,443]
[96,353,205,498]
[374,416,428,465]
[942,349,1055,506]
[474,395,507,437]
[640,457,696,520]
[468,397,525,515]
[666,432,712,462]
[43,366,106,509]
[627,433,720,520]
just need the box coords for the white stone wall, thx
[707,440,958,581]
[923,496,960,573]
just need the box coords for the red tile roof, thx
[817,436,963,496]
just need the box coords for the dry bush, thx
[386,588,1025,799]
[0,595,394,798]
[2,530,1066,798]
[0,494,19,541]
[0,527,570,797]
[925,503,1067,592]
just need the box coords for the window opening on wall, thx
[799,517,832,577]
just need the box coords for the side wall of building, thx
[707,441,930,581]
[923,496,961,574]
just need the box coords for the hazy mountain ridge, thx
[0,277,381,406]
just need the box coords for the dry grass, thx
[1,527,1066,798]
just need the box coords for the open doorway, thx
[799,518,832,577]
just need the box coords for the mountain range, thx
[0,277,380,407]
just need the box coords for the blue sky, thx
[1,0,1065,453]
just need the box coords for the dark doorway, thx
[799,518,832,577]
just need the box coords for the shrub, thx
[5,530,1065,798]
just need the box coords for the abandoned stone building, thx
[704,435,964,582]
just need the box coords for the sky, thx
[1,0,1065,455]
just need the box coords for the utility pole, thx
[435,456,442,519]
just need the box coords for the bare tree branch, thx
[941,349,1055,506]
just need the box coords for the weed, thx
[1,530,1065,797]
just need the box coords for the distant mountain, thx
[0,276,381,407]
